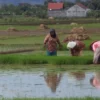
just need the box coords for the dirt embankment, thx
[0,28,99,36]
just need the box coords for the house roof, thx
[48,3,64,10]
[76,3,88,9]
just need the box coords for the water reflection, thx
[90,72,100,89]
[0,69,100,98]
[44,72,62,92]
[68,71,85,81]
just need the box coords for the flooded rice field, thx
[0,65,100,98]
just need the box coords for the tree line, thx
[0,0,100,18]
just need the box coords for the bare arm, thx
[44,34,49,45]
[56,36,61,46]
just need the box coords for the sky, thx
[0,0,45,5]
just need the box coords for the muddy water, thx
[0,68,100,98]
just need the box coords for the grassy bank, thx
[0,54,93,65]
[1,97,100,100]
[0,23,100,30]
[0,16,100,25]
[0,64,99,71]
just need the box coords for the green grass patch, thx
[49,23,100,29]
[1,97,100,100]
[0,33,99,51]
[0,25,38,30]
[0,23,100,30]
[0,64,99,71]
[0,54,93,65]
[0,35,44,44]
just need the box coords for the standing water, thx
[0,66,100,98]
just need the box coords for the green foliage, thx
[0,54,93,65]
[87,0,100,10]
[0,0,100,20]
[87,10,100,18]
[0,16,100,25]
[0,4,47,19]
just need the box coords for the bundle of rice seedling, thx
[7,27,18,32]
[66,34,78,41]
[39,24,49,29]
[48,17,54,20]
[70,26,86,34]
[66,26,90,41]
[70,22,78,26]
[70,27,77,33]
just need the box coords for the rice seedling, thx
[0,54,93,65]
[0,33,98,51]
[0,23,99,31]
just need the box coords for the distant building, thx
[48,2,64,10]
[66,3,91,17]
[48,3,91,18]
[48,2,66,17]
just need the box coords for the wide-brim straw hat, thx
[67,41,77,49]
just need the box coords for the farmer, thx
[44,29,62,56]
[90,41,100,64]
[90,72,100,89]
[66,40,85,56]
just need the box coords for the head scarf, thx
[91,41,100,52]
[67,41,77,49]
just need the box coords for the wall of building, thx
[48,5,90,18]
[48,10,66,17]
[66,5,86,17]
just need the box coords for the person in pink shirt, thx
[90,41,100,64]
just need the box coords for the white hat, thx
[67,41,76,49]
